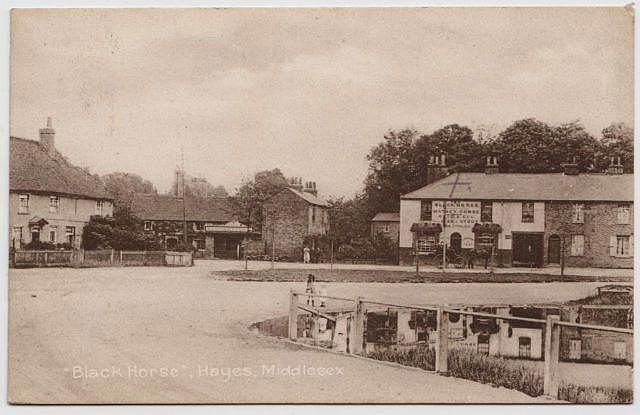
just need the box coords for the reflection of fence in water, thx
[287,291,633,400]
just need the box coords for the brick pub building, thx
[399,158,633,268]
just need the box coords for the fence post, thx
[313,313,320,347]
[436,306,449,374]
[44,252,49,266]
[351,296,364,355]
[120,250,123,264]
[288,290,298,341]
[543,315,561,399]
[110,249,114,264]
[81,249,85,265]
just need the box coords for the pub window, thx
[522,202,535,223]
[18,194,29,214]
[481,202,492,222]
[95,200,104,216]
[572,204,584,223]
[570,235,584,256]
[518,337,532,359]
[617,204,630,224]
[616,235,630,257]
[416,236,437,253]
[477,335,490,355]
[144,221,153,231]
[420,201,432,221]
[195,240,206,250]
[477,233,495,252]
[49,196,60,213]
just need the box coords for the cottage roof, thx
[10,137,111,200]
[402,172,633,202]
[371,212,400,222]
[284,187,330,207]
[130,193,234,222]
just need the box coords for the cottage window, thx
[570,235,584,256]
[66,226,76,245]
[195,239,206,250]
[617,204,630,224]
[144,221,153,231]
[49,225,58,243]
[420,201,432,221]
[416,236,436,253]
[18,194,29,214]
[95,200,104,216]
[518,337,532,359]
[481,202,493,222]
[12,226,23,244]
[572,204,584,223]
[195,222,205,231]
[521,202,535,223]
[383,224,390,233]
[49,196,60,213]
[312,206,316,223]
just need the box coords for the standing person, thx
[303,246,311,264]
[306,274,316,306]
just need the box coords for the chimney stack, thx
[607,156,624,175]
[289,177,304,192]
[485,154,499,174]
[303,181,318,197]
[39,117,56,156]
[561,157,579,175]
[426,153,448,184]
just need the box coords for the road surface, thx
[9,265,624,403]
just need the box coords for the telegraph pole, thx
[181,146,188,249]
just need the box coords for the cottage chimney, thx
[289,176,304,192]
[607,156,624,175]
[561,157,579,175]
[39,117,56,156]
[303,180,318,197]
[485,155,499,174]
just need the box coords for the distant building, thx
[262,179,330,259]
[130,193,253,259]
[370,212,400,242]
[9,118,114,249]
[399,157,633,268]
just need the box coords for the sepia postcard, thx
[7,6,635,405]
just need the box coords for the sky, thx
[10,7,634,198]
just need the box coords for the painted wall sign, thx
[432,201,481,227]
[462,237,475,249]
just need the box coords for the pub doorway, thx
[512,232,544,267]
[548,234,561,264]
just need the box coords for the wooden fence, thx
[11,249,192,268]
[288,291,633,400]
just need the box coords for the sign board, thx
[432,201,481,227]
[462,237,474,249]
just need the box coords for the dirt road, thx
[9,266,619,404]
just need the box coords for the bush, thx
[368,347,633,403]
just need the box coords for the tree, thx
[600,122,634,173]
[327,195,370,247]
[102,172,158,211]
[231,168,289,232]
[494,119,602,173]
[170,173,228,198]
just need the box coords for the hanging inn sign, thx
[432,201,481,227]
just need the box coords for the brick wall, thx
[262,190,310,258]
[545,201,633,268]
